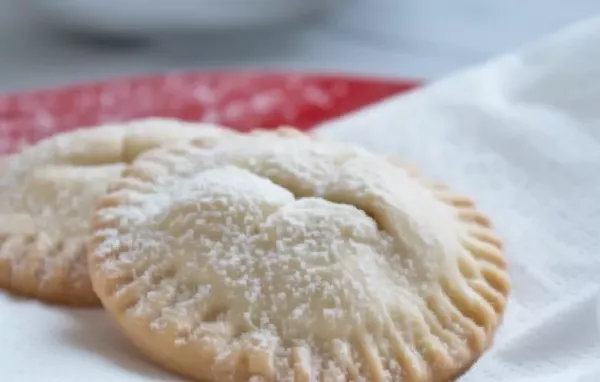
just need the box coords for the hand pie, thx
[0,118,233,306]
[90,133,509,381]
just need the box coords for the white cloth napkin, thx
[319,16,600,382]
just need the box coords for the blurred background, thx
[0,0,598,92]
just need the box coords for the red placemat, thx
[0,72,420,154]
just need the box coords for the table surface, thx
[0,0,598,93]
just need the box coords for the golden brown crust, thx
[387,155,509,382]
[89,131,509,381]
[0,233,98,306]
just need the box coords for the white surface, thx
[320,16,600,382]
[1,0,600,92]
[21,0,337,33]
[0,300,177,381]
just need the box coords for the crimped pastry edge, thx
[89,128,509,382]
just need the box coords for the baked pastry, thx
[0,118,233,306]
[89,132,509,381]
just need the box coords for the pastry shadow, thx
[58,309,179,380]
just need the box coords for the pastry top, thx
[90,133,509,382]
[0,118,232,240]
[0,118,233,305]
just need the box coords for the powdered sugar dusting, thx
[93,136,464,380]
[0,118,233,305]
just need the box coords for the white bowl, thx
[20,0,339,35]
